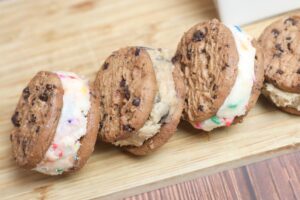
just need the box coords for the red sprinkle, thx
[224,118,233,127]
[58,151,63,158]
[52,143,58,149]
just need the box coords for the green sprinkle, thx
[56,168,64,174]
[228,104,238,109]
[211,116,221,125]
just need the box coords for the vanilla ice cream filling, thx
[194,25,256,131]
[34,71,90,175]
[263,83,300,111]
[114,48,178,147]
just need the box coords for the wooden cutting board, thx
[0,0,300,199]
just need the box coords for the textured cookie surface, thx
[174,19,239,123]
[126,64,186,155]
[259,15,300,93]
[11,71,63,169]
[95,47,157,142]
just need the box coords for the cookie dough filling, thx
[194,26,256,131]
[35,72,90,175]
[263,83,300,111]
[114,48,178,147]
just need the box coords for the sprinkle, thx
[52,143,58,150]
[211,116,221,125]
[228,104,238,109]
[68,119,72,124]
[235,25,242,32]
[58,151,63,158]
[194,122,202,129]
[224,118,233,127]
[56,168,64,174]
[80,86,88,94]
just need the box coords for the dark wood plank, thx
[125,151,300,200]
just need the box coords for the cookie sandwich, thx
[94,47,185,155]
[259,15,300,115]
[10,71,99,175]
[173,19,264,131]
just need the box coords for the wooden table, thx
[1,0,300,199]
[127,151,300,199]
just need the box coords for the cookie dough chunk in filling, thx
[194,26,256,131]
[263,83,300,111]
[114,48,178,147]
[34,72,91,175]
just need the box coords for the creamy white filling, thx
[34,71,90,175]
[194,25,256,131]
[114,48,178,147]
[263,83,300,111]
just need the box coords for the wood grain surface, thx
[126,151,300,200]
[0,0,300,199]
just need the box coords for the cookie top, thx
[174,19,239,123]
[259,15,300,93]
[11,71,64,169]
[95,47,157,143]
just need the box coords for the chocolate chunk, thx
[201,49,206,54]
[192,30,205,42]
[135,48,141,56]
[276,69,284,75]
[212,95,217,99]
[120,78,126,87]
[284,18,297,25]
[132,98,141,106]
[22,87,30,100]
[271,29,280,37]
[103,62,109,70]
[123,124,135,132]
[36,126,40,133]
[159,111,169,124]
[124,86,131,100]
[39,93,48,102]
[11,112,20,127]
[198,105,204,112]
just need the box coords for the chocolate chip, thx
[297,68,300,74]
[212,84,218,91]
[39,93,48,102]
[225,44,229,48]
[276,69,284,75]
[192,30,205,42]
[30,114,36,123]
[185,99,188,104]
[198,105,204,112]
[132,98,141,106]
[222,63,229,71]
[284,18,297,25]
[120,78,126,87]
[271,29,280,37]
[11,112,20,127]
[124,86,130,100]
[187,48,192,60]
[286,36,292,40]
[103,62,109,70]
[46,84,55,91]
[201,49,206,54]
[22,87,30,100]
[123,124,135,132]
[255,55,258,60]
[159,111,169,124]
[135,48,141,56]
[171,54,182,64]
[36,126,40,133]
[275,44,284,53]
[212,95,217,99]
[287,43,292,52]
